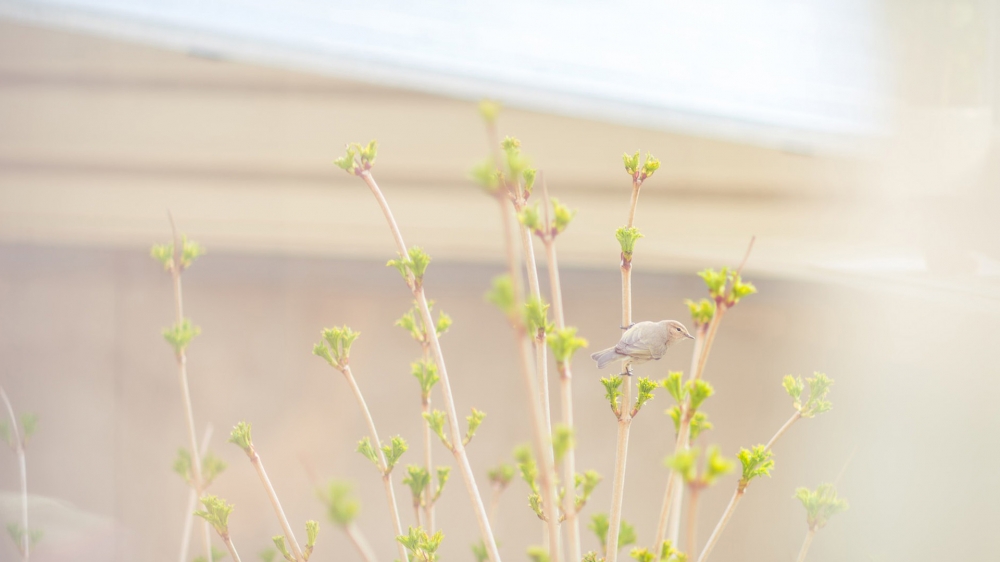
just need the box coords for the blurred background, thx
[1,1,999,561]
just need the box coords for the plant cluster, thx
[148,101,847,562]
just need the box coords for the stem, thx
[222,535,243,562]
[345,523,379,562]
[765,411,802,450]
[796,528,817,562]
[518,218,553,439]
[0,386,28,561]
[341,366,409,562]
[421,396,435,533]
[359,170,501,562]
[489,485,501,525]
[167,218,215,562]
[248,448,304,561]
[686,488,701,556]
[180,425,214,562]
[696,489,743,562]
[607,179,641,562]
[499,199,562,562]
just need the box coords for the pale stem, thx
[666,425,690,546]
[489,485,501,526]
[542,236,577,562]
[222,535,243,562]
[795,528,817,562]
[695,489,744,562]
[248,448,305,561]
[653,470,678,554]
[607,180,641,562]
[341,365,409,562]
[765,411,802,450]
[180,425,214,562]
[421,397,435,532]
[167,220,215,562]
[686,488,701,556]
[518,218,553,437]
[346,523,379,562]
[499,199,562,562]
[358,170,501,561]
[0,386,28,561]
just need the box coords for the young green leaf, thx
[423,410,451,449]
[703,446,735,486]
[412,360,440,399]
[163,318,201,355]
[640,153,660,180]
[514,444,540,495]
[519,203,543,232]
[794,483,849,530]
[314,325,361,369]
[737,445,775,490]
[304,520,319,558]
[228,421,253,454]
[356,436,380,469]
[527,545,550,562]
[471,159,501,192]
[689,411,713,441]
[615,227,643,261]
[686,380,714,411]
[685,298,715,327]
[552,424,574,464]
[397,526,444,561]
[548,327,589,364]
[575,469,602,510]
[319,480,361,526]
[661,372,685,403]
[665,448,698,484]
[464,408,486,445]
[698,268,729,300]
[194,495,234,536]
[403,465,430,505]
[622,151,640,176]
[524,297,553,336]
[633,377,658,413]
[488,463,516,490]
[273,535,293,562]
[434,466,451,500]
[801,373,834,417]
[472,540,489,562]
[381,435,408,472]
[550,198,576,234]
[601,376,624,415]
[486,275,516,317]
[334,144,359,174]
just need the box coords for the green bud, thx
[357,139,378,167]
[783,375,805,407]
[574,469,602,510]
[589,513,635,552]
[20,413,38,445]
[471,159,501,192]
[356,436,380,468]
[801,373,834,417]
[524,297,553,336]
[397,526,444,560]
[192,545,227,562]
[314,325,360,369]
[519,204,543,233]
[194,495,234,536]
[550,198,576,234]
[582,552,601,562]
[434,466,451,500]
[387,246,432,283]
[334,145,359,174]
[273,535,293,562]
[411,360,440,399]
[601,376,624,415]
[633,377,658,414]
[162,318,201,355]
[319,480,360,526]
[528,493,545,520]
[665,448,698,484]
[698,268,729,300]
[630,547,656,562]
[228,421,253,453]
[523,168,537,195]
[527,545,550,562]
[703,446,735,485]
[727,272,757,305]
[150,235,205,272]
[640,153,660,179]
[616,226,643,261]
[794,483,849,530]
[202,451,227,488]
[737,445,774,490]
[685,298,715,327]
[486,275,516,317]
[662,372,685,403]
[487,463,516,489]
[304,520,319,555]
[403,465,431,503]
[689,411,713,441]
[687,379,714,411]
[423,410,451,449]
[260,547,277,562]
[479,99,501,123]
[622,151,640,176]
[472,541,489,562]
[464,408,486,445]
[552,424,574,464]
[514,444,539,495]
[381,435,408,472]
[436,311,452,336]
[548,327,588,365]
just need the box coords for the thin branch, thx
[246,446,304,561]
[795,528,816,562]
[340,365,409,562]
[695,489,743,562]
[346,523,379,562]
[498,197,562,562]
[421,394,435,532]
[167,216,214,562]
[359,170,501,562]
[765,412,802,450]
[180,425,214,562]
[686,487,701,556]
[0,386,28,561]
[221,535,243,562]
[606,178,642,562]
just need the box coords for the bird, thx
[591,320,694,375]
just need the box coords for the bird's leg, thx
[620,323,635,330]
[621,364,634,377]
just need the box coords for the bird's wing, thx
[615,322,656,358]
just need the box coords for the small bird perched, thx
[591,320,694,375]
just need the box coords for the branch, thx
[358,170,501,562]
[179,425,214,562]
[0,386,28,561]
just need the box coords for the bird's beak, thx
[685,333,695,339]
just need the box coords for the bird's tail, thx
[591,347,620,369]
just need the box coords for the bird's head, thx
[665,320,695,342]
